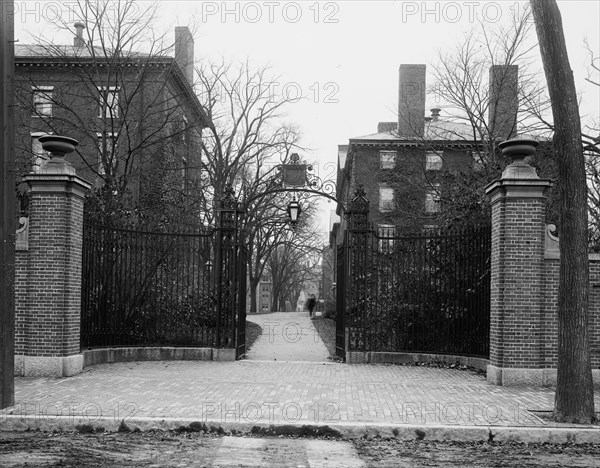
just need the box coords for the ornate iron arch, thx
[237,152,346,214]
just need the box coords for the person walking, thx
[306,294,317,318]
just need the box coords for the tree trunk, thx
[271,287,282,312]
[249,277,259,313]
[531,0,595,423]
[0,0,16,410]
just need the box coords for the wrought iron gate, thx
[81,224,217,348]
[236,246,248,359]
[81,188,249,357]
[335,244,346,359]
[335,187,491,360]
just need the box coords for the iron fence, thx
[81,222,218,349]
[347,225,491,357]
[335,244,346,360]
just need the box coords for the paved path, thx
[4,359,600,431]
[246,311,330,362]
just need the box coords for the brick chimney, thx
[398,64,426,138]
[488,65,518,140]
[377,122,397,133]
[175,27,194,86]
[73,22,85,48]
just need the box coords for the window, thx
[32,86,53,117]
[31,132,51,172]
[472,151,485,171]
[380,150,396,169]
[425,151,443,171]
[377,224,395,238]
[182,116,188,145]
[181,157,188,191]
[97,132,118,175]
[425,184,441,213]
[377,224,395,253]
[98,86,119,118]
[379,186,394,212]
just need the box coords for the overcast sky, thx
[13,1,600,233]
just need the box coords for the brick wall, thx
[14,166,90,376]
[490,197,546,367]
[486,147,598,385]
[350,143,474,231]
[541,257,600,369]
[14,60,204,224]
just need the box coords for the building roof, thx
[15,44,210,129]
[15,44,156,60]
[350,119,477,143]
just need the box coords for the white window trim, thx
[181,156,188,191]
[377,224,395,236]
[30,131,53,173]
[96,132,119,176]
[97,86,120,118]
[32,86,54,117]
[379,150,396,169]
[377,224,395,253]
[425,184,441,213]
[379,185,395,212]
[425,151,443,171]
[182,116,189,145]
[472,151,485,171]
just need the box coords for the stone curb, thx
[1,415,599,444]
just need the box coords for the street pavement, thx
[2,311,600,443]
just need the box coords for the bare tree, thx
[267,219,325,312]
[531,0,595,424]
[195,59,321,311]
[15,0,205,226]
[196,59,304,223]
[582,41,600,247]
[392,7,556,229]
[242,189,322,313]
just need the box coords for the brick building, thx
[332,63,519,241]
[14,24,210,226]
[257,274,273,314]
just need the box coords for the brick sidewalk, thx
[4,359,599,429]
[3,311,599,435]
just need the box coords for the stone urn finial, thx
[499,138,540,180]
[37,135,78,175]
